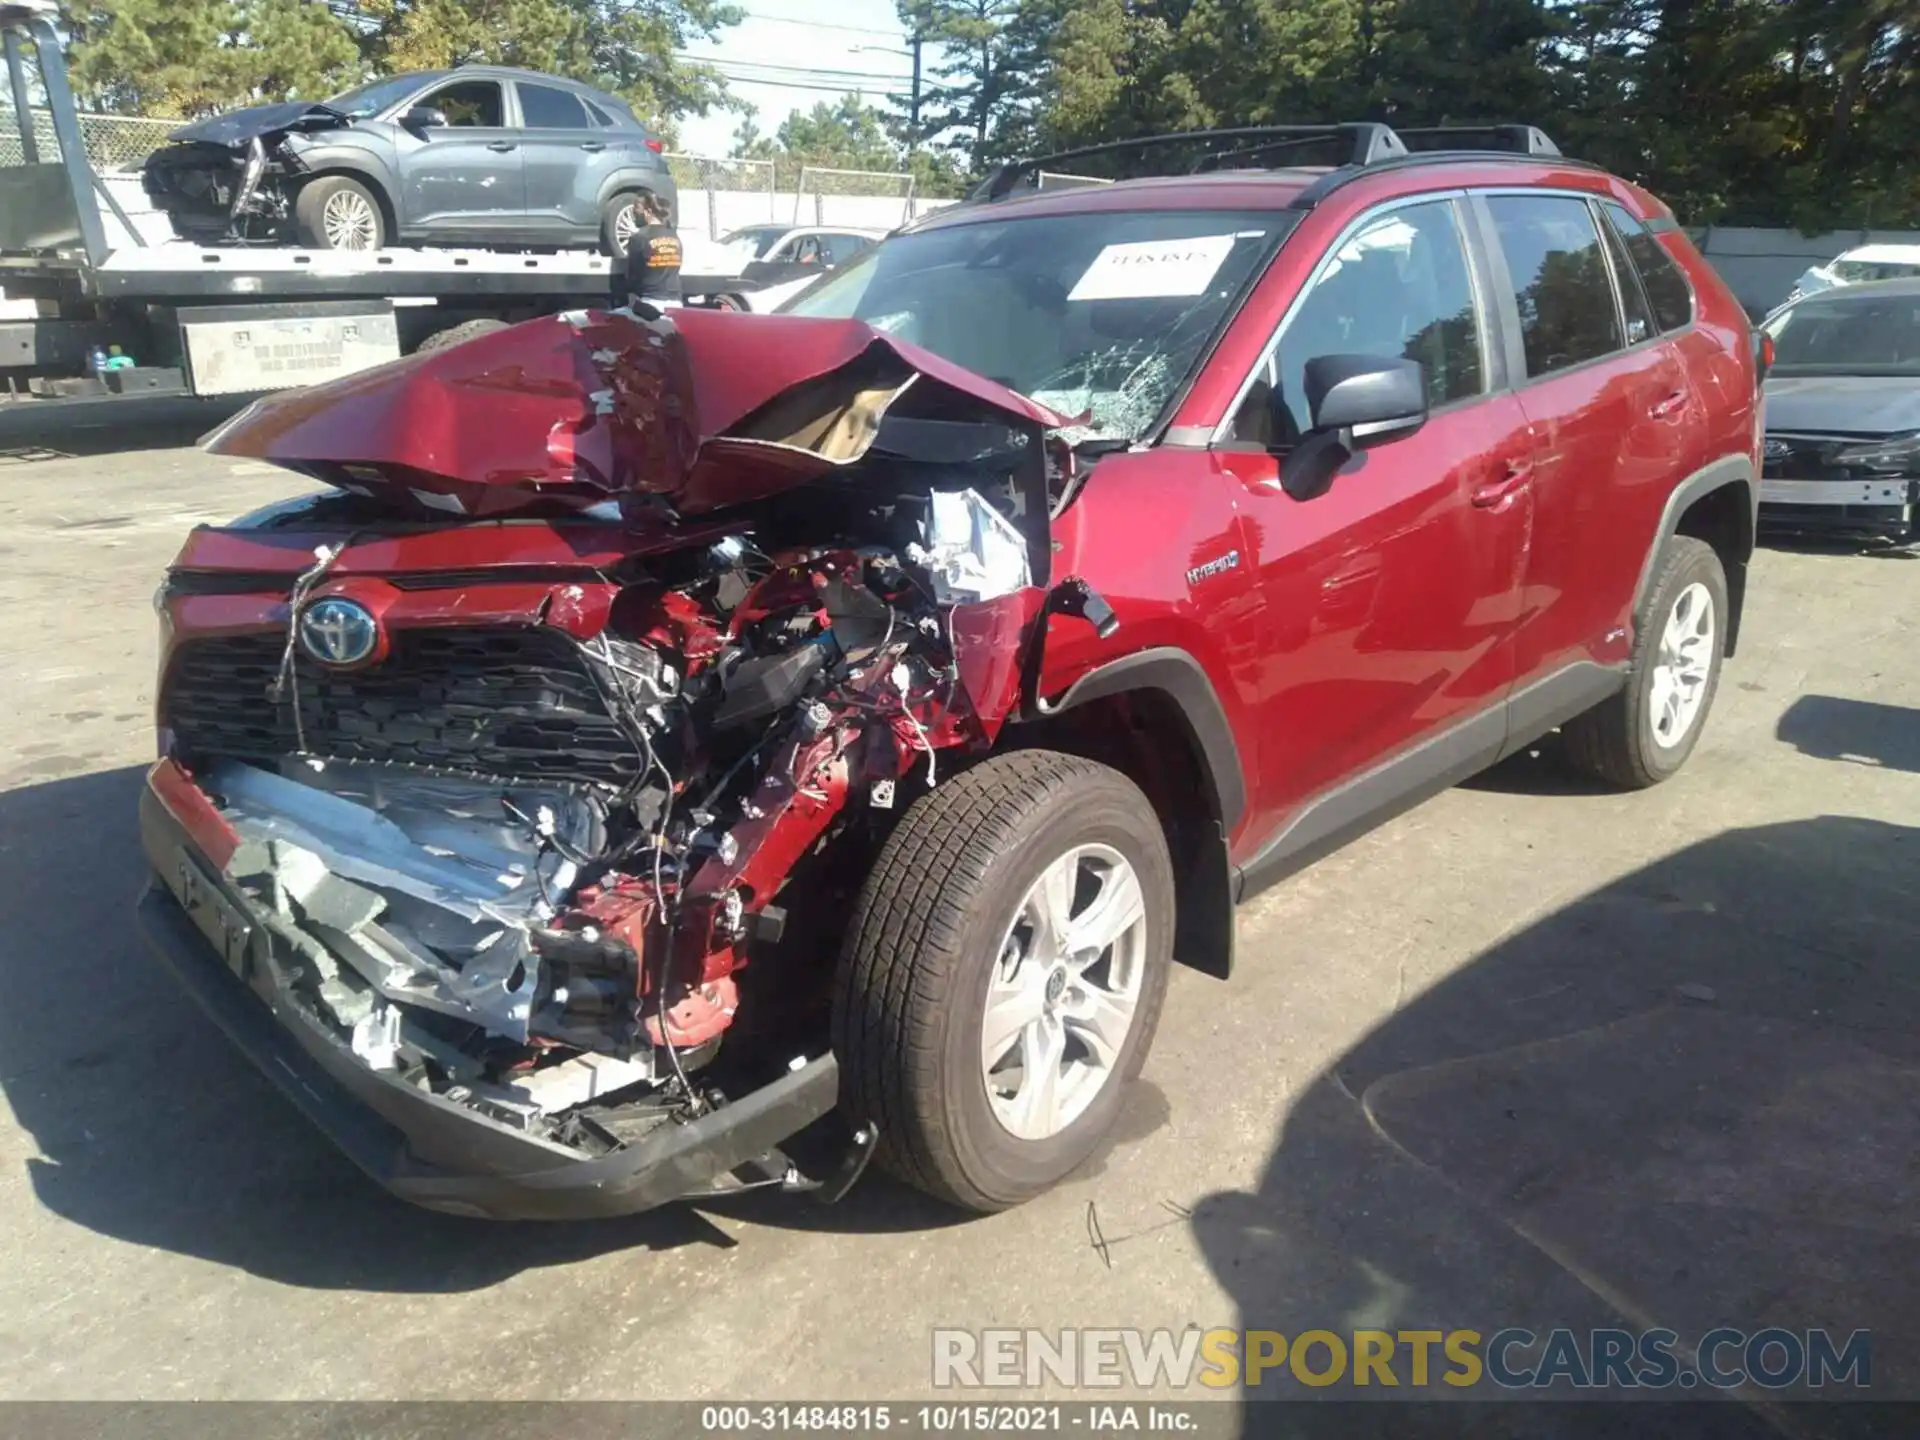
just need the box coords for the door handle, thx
[1471,460,1532,511]
[578,142,607,152]
[1648,389,1688,420]
[486,141,517,152]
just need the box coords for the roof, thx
[908,152,1625,235]
[1831,243,1920,266]
[1785,276,1920,302]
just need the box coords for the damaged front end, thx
[138,309,1078,1218]
[141,104,343,243]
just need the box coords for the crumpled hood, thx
[165,101,348,148]
[202,308,1075,518]
[1765,374,1920,437]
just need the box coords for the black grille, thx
[163,626,642,787]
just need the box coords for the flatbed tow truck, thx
[0,0,754,407]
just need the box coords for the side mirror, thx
[1278,354,1428,501]
[402,106,448,130]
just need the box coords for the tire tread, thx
[832,750,1158,1210]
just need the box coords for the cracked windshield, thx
[781,209,1295,442]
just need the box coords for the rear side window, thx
[1602,202,1694,333]
[1486,194,1622,377]
[583,99,617,128]
[519,83,590,130]
[1596,207,1656,345]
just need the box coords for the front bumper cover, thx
[1758,475,1917,543]
[135,780,842,1220]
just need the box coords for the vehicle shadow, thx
[0,766,950,1292]
[1776,696,1920,776]
[1190,814,1920,1430]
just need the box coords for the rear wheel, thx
[1564,535,1727,788]
[600,191,652,258]
[833,751,1174,1212]
[295,176,385,252]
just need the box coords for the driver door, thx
[1216,196,1534,832]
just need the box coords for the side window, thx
[421,81,503,128]
[821,233,870,265]
[1595,204,1656,345]
[518,83,590,131]
[1601,201,1694,333]
[1486,194,1623,377]
[1231,199,1485,446]
[582,99,616,128]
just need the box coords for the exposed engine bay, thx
[141,104,343,243]
[156,307,1094,1170]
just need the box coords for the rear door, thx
[1474,191,1697,683]
[514,81,607,238]
[395,79,526,237]
[1217,195,1534,818]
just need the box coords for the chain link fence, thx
[0,106,177,171]
[791,165,916,227]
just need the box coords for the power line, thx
[734,8,904,39]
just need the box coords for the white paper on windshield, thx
[1067,234,1238,301]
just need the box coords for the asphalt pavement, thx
[1,408,1915,1423]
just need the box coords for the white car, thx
[695,225,887,311]
[1783,243,1920,308]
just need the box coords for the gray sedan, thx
[142,66,677,256]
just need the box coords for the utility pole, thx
[909,35,923,148]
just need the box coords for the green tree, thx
[65,0,362,115]
[895,0,1058,171]
[352,0,742,130]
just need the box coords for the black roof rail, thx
[960,122,1580,212]
[966,124,1407,203]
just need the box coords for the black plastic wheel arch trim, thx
[1031,646,1247,832]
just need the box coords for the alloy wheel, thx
[321,190,378,251]
[1649,580,1715,748]
[981,843,1148,1141]
[611,202,643,255]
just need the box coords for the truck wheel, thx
[415,318,510,355]
[295,176,385,252]
[601,191,652,258]
[834,750,1174,1212]
[1564,535,1727,788]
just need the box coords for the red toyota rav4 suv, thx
[138,124,1761,1220]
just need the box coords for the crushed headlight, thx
[1834,433,1920,475]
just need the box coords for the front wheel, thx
[294,176,385,252]
[1564,535,1728,787]
[833,750,1174,1212]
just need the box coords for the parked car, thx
[1782,242,1920,308]
[142,66,676,255]
[1758,278,1920,544]
[138,124,1760,1222]
[700,225,887,311]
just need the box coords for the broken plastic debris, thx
[911,488,1030,605]
[351,1005,404,1071]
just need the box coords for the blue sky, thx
[677,0,917,157]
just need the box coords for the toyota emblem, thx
[297,597,379,666]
